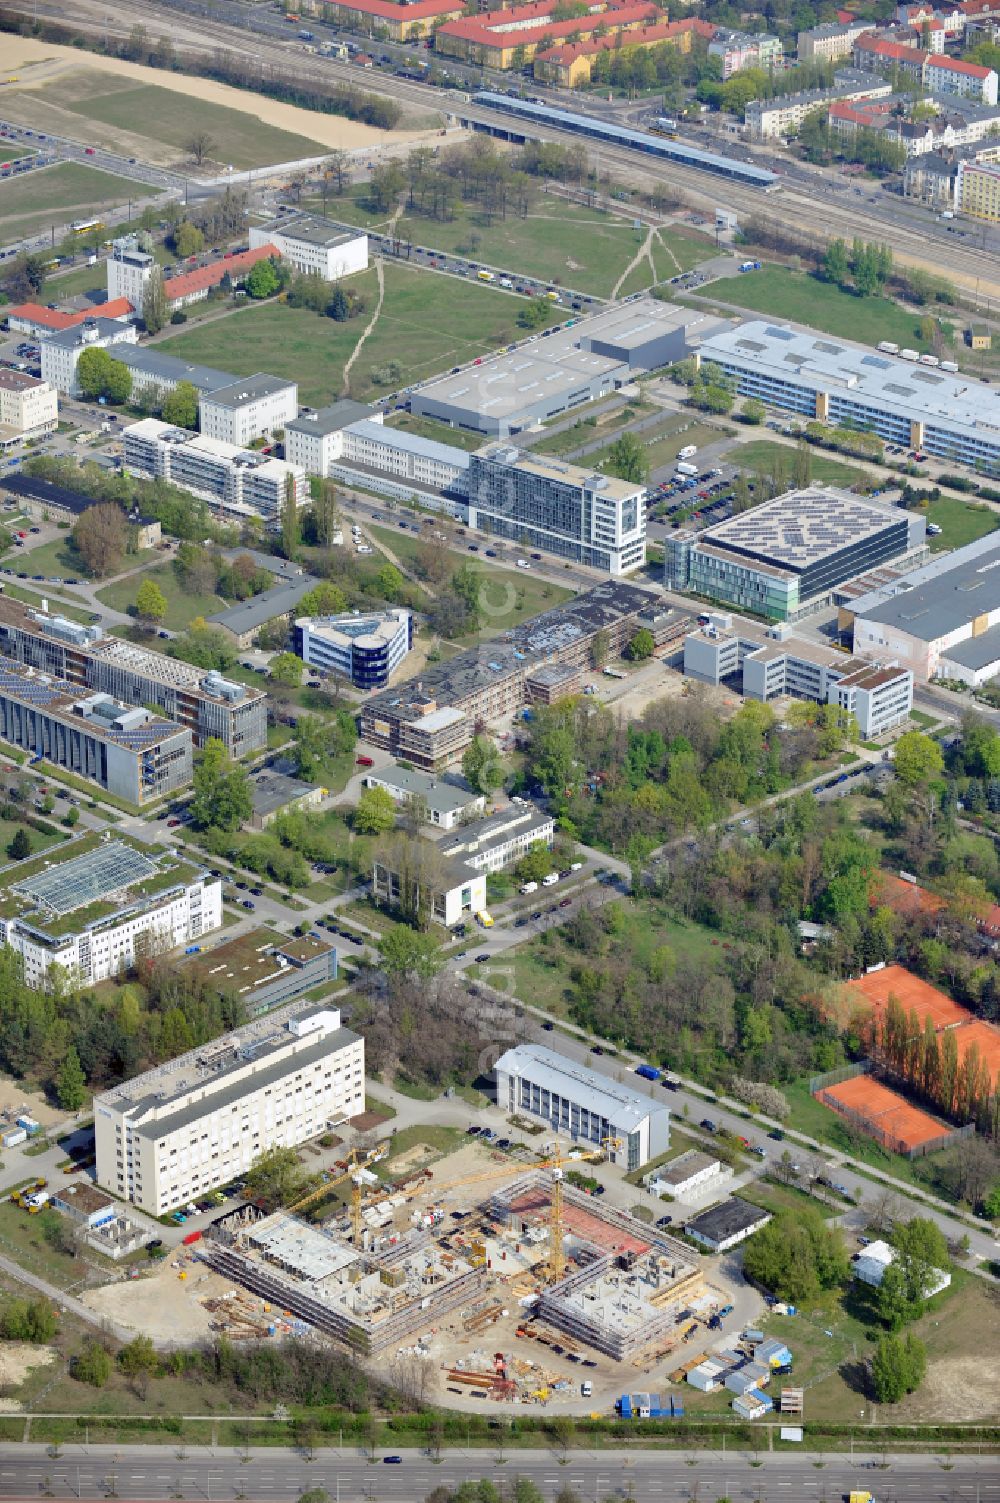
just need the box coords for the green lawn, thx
[385,411,485,452]
[95,561,227,630]
[156,264,560,407]
[922,496,999,551]
[0,162,145,243]
[698,266,952,352]
[0,817,63,860]
[9,533,87,581]
[308,188,714,299]
[573,418,728,479]
[731,438,869,488]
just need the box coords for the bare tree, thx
[73,503,128,578]
[185,131,215,167]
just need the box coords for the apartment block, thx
[108,237,156,309]
[746,72,891,139]
[198,375,299,448]
[284,400,379,476]
[248,216,368,280]
[123,418,306,523]
[0,595,266,756]
[94,1002,364,1215]
[797,18,875,61]
[708,27,783,77]
[956,157,1000,217]
[0,836,221,991]
[0,370,58,448]
[468,444,646,576]
[435,0,657,69]
[322,0,464,41]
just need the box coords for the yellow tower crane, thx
[286,1144,385,1233]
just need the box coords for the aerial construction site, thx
[198,1139,734,1403]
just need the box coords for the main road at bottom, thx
[0,1446,995,1502]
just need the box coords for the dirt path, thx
[342,253,385,395]
[611,221,657,300]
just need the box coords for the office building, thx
[247,771,325,831]
[708,28,783,77]
[183,927,338,1015]
[493,1043,671,1171]
[39,317,138,397]
[797,18,875,61]
[198,375,298,449]
[0,594,266,756]
[0,661,191,803]
[207,575,322,649]
[123,418,306,523]
[684,612,914,737]
[412,298,723,438]
[685,1198,772,1253]
[113,346,237,402]
[468,445,646,576]
[360,581,685,767]
[666,487,923,622]
[0,835,222,991]
[93,1001,364,1215]
[284,400,380,475]
[248,216,368,280]
[1,475,159,543]
[956,157,1000,218]
[6,299,134,339]
[746,72,890,139]
[435,0,657,68]
[437,800,555,875]
[296,609,412,690]
[329,419,471,507]
[851,532,1000,682]
[372,844,488,928]
[360,765,485,829]
[694,319,1000,471]
[0,371,57,449]
[108,237,156,309]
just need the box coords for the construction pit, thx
[199,1143,738,1411]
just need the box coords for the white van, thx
[542,871,559,886]
[520,881,538,894]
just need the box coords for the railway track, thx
[13,0,1000,298]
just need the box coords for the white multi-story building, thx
[708,27,783,76]
[925,51,998,102]
[94,1002,364,1215]
[108,236,157,309]
[199,375,299,448]
[437,801,555,875]
[0,837,221,992]
[338,419,471,495]
[296,608,412,689]
[248,215,368,279]
[0,370,58,448]
[123,418,306,522]
[797,18,876,61]
[468,444,646,576]
[746,72,891,139]
[285,400,381,475]
[39,317,138,397]
[493,1043,671,1172]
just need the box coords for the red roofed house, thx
[436,0,658,68]
[5,298,134,339]
[162,243,281,309]
[925,50,998,101]
[325,0,465,40]
[534,17,713,86]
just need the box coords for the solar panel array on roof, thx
[13,841,158,916]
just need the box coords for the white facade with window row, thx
[198,375,299,449]
[248,216,369,279]
[123,418,306,522]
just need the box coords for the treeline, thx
[23,457,236,548]
[368,138,589,225]
[798,113,906,175]
[174,543,273,603]
[869,995,994,1130]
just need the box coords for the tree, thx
[142,268,168,335]
[590,628,609,670]
[281,477,300,562]
[377,926,442,980]
[185,131,215,166]
[376,563,404,602]
[70,1341,111,1388]
[328,285,350,322]
[871,1331,926,1403]
[516,840,555,885]
[821,237,850,287]
[605,431,650,485]
[7,827,30,861]
[246,259,280,300]
[518,296,551,331]
[172,220,205,258]
[56,1045,87,1110]
[161,380,199,430]
[625,627,655,662]
[244,1145,315,1214]
[190,738,253,832]
[742,1209,849,1302]
[76,348,131,405]
[741,397,765,425]
[354,785,397,835]
[135,579,167,627]
[894,730,944,787]
[270,652,304,687]
[0,1298,57,1344]
[299,581,347,617]
[117,1335,158,1397]
[462,735,504,795]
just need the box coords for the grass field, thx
[0,162,143,243]
[695,266,952,352]
[0,817,63,860]
[95,561,226,630]
[156,264,558,406]
[7,534,86,581]
[385,411,485,452]
[574,418,725,478]
[308,187,713,298]
[731,438,869,488]
[923,496,999,551]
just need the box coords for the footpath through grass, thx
[95,561,226,631]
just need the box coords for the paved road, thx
[0,1444,994,1502]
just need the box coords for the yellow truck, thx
[849,1492,875,1503]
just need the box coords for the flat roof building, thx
[285,400,380,477]
[206,574,322,650]
[123,418,306,524]
[0,370,58,449]
[685,1197,772,1252]
[644,1149,728,1200]
[695,319,1000,471]
[198,375,299,449]
[0,834,221,990]
[248,771,326,830]
[468,443,646,576]
[494,1043,671,1171]
[94,1000,363,1215]
[183,927,338,1014]
[360,765,485,829]
[248,216,368,280]
[39,317,138,396]
[113,345,237,399]
[330,419,471,508]
[852,531,1000,681]
[296,609,412,690]
[0,594,266,756]
[667,487,924,621]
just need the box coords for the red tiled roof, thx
[163,243,278,302]
[537,16,712,62]
[438,0,656,47]
[6,297,134,330]
[332,0,461,18]
[856,33,928,60]
[926,52,994,75]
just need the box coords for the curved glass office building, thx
[296,609,412,690]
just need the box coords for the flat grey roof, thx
[652,1149,718,1186]
[287,400,374,437]
[369,765,480,814]
[854,533,1000,641]
[701,487,904,572]
[42,318,131,350]
[686,1197,770,1242]
[251,771,320,817]
[494,1043,670,1134]
[116,344,236,393]
[272,213,366,250]
[202,374,295,408]
[699,319,1000,448]
[939,623,1000,670]
[345,417,470,469]
[208,575,320,634]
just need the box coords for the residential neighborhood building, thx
[161,244,282,309]
[248,216,368,279]
[956,156,1000,217]
[0,370,58,448]
[435,0,658,69]
[5,298,134,339]
[533,17,713,87]
[797,18,874,60]
[93,1002,364,1215]
[746,72,891,139]
[708,27,783,76]
[123,418,306,523]
[321,0,465,39]
[360,765,486,829]
[493,1044,671,1171]
[852,32,998,100]
[296,609,413,689]
[198,375,299,448]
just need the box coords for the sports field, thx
[817,1074,946,1152]
[845,963,972,1031]
[156,263,559,406]
[0,162,141,243]
[955,1019,1000,1088]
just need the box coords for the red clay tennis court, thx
[846,965,972,1032]
[954,1019,1000,1088]
[817,1074,947,1153]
